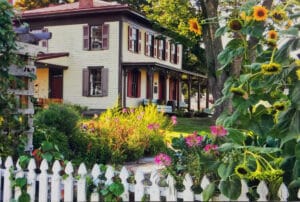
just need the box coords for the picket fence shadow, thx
[0,156,300,202]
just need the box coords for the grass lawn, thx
[165,117,215,141]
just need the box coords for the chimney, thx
[79,0,93,8]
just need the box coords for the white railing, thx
[1,156,300,201]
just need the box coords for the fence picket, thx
[77,163,87,202]
[298,188,300,199]
[63,161,74,202]
[105,165,115,185]
[51,160,62,202]
[278,183,289,201]
[38,159,49,202]
[257,181,268,201]
[15,160,24,200]
[27,158,37,202]
[200,175,210,201]
[237,180,249,201]
[166,174,177,201]
[183,173,194,201]
[134,168,145,201]
[120,166,130,201]
[0,157,2,201]
[149,170,160,201]
[90,164,101,202]
[3,156,13,202]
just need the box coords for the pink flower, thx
[204,144,218,152]
[122,108,127,113]
[130,108,135,113]
[185,132,203,147]
[147,123,160,130]
[154,153,172,166]
[171,115,177,125]
[210,125,227,137]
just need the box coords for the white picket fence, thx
[1,156,300,202]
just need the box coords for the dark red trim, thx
[37,52,69,60]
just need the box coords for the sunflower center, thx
[237,167,248,175]
[229,20,242,31]
[192,22,198,30]
[257,10,265,17]
[270,33,276,39]
[273,13,283,20]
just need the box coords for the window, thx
[83,24,109,50]
[82,67,108,97]
[127,70,141,98]
[170,43,179,64]
[145,32,154,57]
[157,38,168,60]
[128,26,141,53]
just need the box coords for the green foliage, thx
[80,105,174,164]
[14,0,75,10]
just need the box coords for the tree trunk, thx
[199,0,228,120]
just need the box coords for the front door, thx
[49,68,63,99]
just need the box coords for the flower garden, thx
[1,0,300,201]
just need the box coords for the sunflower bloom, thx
[273,101,286,111]
[268,30,278,40]
[253,5,268,21]
[230,87,248,99]
[228,19,243,31]
[270,9,287,23]
[235,164,251,179]
[189,18,202,35]
[261,62,282,75]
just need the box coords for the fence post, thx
[77,163,87,202]
[120,166,130,201]
[134,168,145,201]
[39,159,49,202]
[27,158,37,202]
[15,159,25,200]
[237,179,249,201]
[90,164,101,202]
[3,156,13,202]
[51,160,62,202]
[63,161,74,202]
[257,181,268,201]
[278,183,289,201]
[182,173,194,201]
[166,174,177,201]
[149,169,160,201]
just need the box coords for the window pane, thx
[91,26,102,50]
[89,68,102,96]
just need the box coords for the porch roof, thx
[37,52,69,60]
[122,62,207,80]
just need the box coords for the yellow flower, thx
[270,9,287,23]
[235,164,251,179]
[189,18,202,35]
[261,62,282,75]
[273,101,286,111]
[268,30,278,40]
[228,19,243,31]
[253,5,268,21]
[296,69,300,80]
[230,87,248,99]
[240,11,252,22]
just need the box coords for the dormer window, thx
[83,24,109,50]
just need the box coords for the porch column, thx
[197,79,201,111]
[187,76,192,111]
[176,76,180,111]
[122,68,127,108]
[206,80,209,109]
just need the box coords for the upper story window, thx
[145,32,154,57]
[82,67,109,97]
[157,38,168,61]
[128,26,141,53]
[170,43,179,64]
[83,24,109,50]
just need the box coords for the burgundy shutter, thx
[154,39,157,57]
[102,24,109,50]
[101,68,109,96]
[170,44,174,63]
[42,28,48,48]
[157,40,160,59]
[145,33,148,56]
[128,26,132,51]
[138,30,141,53]
[165,41,168,61]
[82,68,89,96]
[176,45,180,64]
[83,25,89,50]
[127,71,132,97]
[137,71,141,97]
[146,74,150,99]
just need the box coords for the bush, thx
[80,105,175,164]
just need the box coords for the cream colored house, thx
[20,0,206,111]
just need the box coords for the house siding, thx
[39,22,120,109]
[34,68,49,98]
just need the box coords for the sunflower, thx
[261,62,282,75]
[270,9,287,23]
[273,101,286,111]
[235,164,251,179]
[189,18,202,35]
[228,19,243,31]
[253,5,268,21]
[230,87,247,98]
[268,30,278,40]
[240,11,252,22]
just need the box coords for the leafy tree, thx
[14,0,76,10]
